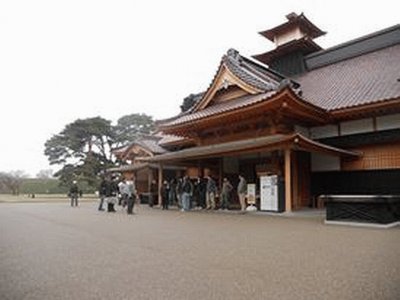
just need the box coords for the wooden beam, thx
[284,148,292,212]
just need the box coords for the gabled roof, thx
[157,50,328,133]
[113,135,168,161]
[135,136,168,154]
[191,49,288,112]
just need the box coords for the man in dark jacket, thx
[69,180,79,207]
[105,175,119,212]
[181,176,193,211]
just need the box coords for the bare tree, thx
[0,170,28,195]
[36,169,54,179]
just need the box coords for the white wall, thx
[294,125,310,137]
[274,27,304,46]
[340,118,373,135]
[376,113,400,130]
[310,125,338,139]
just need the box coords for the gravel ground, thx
[0,202,399,300]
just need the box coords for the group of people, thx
[69,173,248,213]
[159,174,248,212]
[98,175,138,214]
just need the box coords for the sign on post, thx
[247,183,256,205]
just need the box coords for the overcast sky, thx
[0,0,398,177]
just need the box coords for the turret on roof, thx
[254,12,326,76]
[259,12,326,45]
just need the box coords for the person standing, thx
[105,175,119,212]
[237,175,247,212]
[149,179,157,208]
[69,180,79,207]
[126,178,136,215]
[181,176,193,211]
[192,177,201,209]
[206,176,217,210]
[161,180,170,210]
[220,178,233,210]
[198,177,207,209]
[98,176,107,211]
[119,178,133,212]
[176,177,183,209]
[117,179,123,206]
[169,178,177,207]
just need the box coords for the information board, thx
[260,175,278,211]
[247,183,256,205]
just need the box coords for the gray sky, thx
[0,0,398,177]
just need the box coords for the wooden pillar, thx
[292,151,299,209]
[147,170,152,194]
[158,164,163,206]
[198,160,203,178]
[284,148,292,212]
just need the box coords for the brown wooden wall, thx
[343,142,400,170]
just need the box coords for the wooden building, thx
[110,135,185,201]
[119,13,400,211]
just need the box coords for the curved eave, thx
[107,163,150,173]
[253,38,322,65]
[145,133,359,163]
[107,163,186,173]
[159,88,330,135]
[259,14,326,41]
[159,137,196,148]
[292,134,361,158]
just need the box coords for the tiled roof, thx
[222,50,280,91]
[135,137,168,154]
[160,91,277,127]
[159,40,399,131]
[305,24,400,70]
[157,50,305,129]
[157,134,185,145]
[296,44,400,110]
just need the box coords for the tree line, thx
[1,113,154,195]
[43,113,155,190]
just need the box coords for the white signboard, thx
[260,175,278,211]
[247,184,256,205]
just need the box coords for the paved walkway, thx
[0,202,399,300]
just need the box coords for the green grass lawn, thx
[0,194,98,203]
